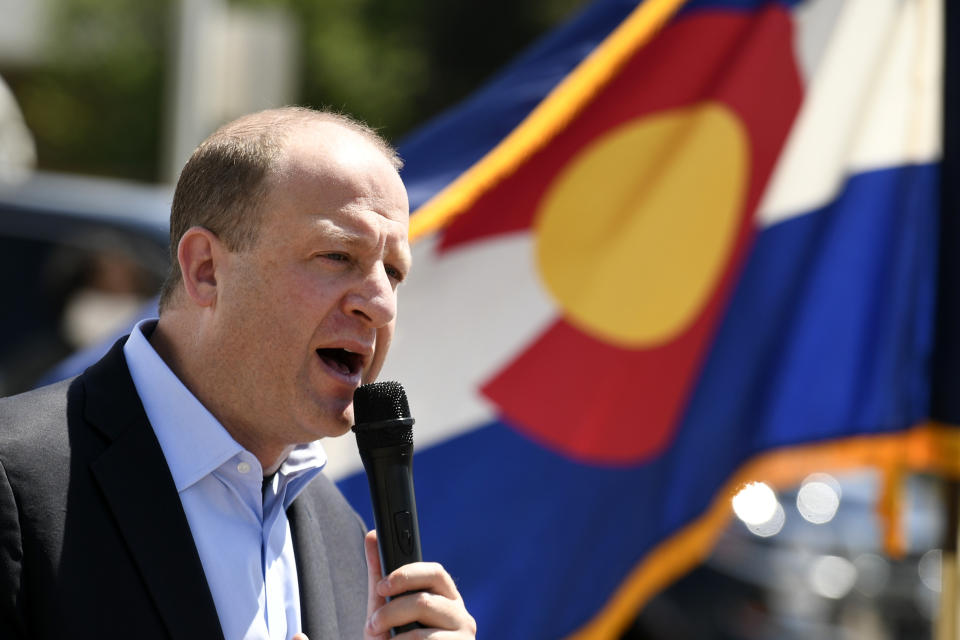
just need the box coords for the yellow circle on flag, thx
[534,102,749,348]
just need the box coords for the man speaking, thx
[0,107,476,639]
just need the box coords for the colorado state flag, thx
[327,0,949,638]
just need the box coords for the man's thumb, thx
[365,529,383,612]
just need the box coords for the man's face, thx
[207,125,411,451]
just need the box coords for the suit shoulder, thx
[0,378,75,440]
[0,378,79,473]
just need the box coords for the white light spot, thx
[747,502,786,538]
[797,478,840,524]
[809,555,858,599]
[732,482,779,525]
[803,472,842,496]
[919,549,942,593]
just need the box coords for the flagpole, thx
[934,0,959,633]
[936,480,959,640]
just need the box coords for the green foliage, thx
[2,0,587,182]
[3,0,168,181]
[281,0,588,140]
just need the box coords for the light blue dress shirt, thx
[123,319,327,640]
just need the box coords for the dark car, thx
[0,172,171,395]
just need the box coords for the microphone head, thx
[352,381,415,451]
[353,381,411,423]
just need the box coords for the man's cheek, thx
[364,326,394,383]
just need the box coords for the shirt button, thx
[237,461,251,474]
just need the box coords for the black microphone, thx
[352,381,424,636]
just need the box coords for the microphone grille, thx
[352,381,414,451]
[353,381,411,423]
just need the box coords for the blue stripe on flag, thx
[685,163,937,456]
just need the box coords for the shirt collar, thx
[277,439,328,509]
[123,319,327,493]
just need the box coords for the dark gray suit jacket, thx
[0,339,368,639]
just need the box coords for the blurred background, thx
[0,0,953,638]
[0,0,586,182]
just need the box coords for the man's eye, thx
[321,253,349,262]
[385,265,405,283]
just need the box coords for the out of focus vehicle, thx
[0,172,171,396]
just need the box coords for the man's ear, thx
[177,226,224,307]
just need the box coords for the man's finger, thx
[377,562,462,601]
[367,591,474,637]
[365,531,385,610]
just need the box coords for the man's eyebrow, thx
[316,225,362,245]
[314,222,412,266]
[311,220,369,246]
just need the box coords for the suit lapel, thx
[289,497,341,640]
[83,340,224,640]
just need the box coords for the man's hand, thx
[364,530,477,639]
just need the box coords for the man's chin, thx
[321,421,354,440]
[308,408,354,440]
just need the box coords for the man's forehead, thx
[259,126,409,238]
[278,121,392,174]
[276,128,406,202]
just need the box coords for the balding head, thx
[159,107,402,311]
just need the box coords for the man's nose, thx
[345,265,397,327]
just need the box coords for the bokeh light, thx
[809,555,858,599]
[732,482,786,537]
[732,481,778,525]
[747,501,786,537]
[797,473,841,524]
[919,549,942,593]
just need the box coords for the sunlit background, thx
[0,1,952,639]
[0,0,586,182]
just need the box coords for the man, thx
[0,107,476,639]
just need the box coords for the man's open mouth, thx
[316,348,363,377]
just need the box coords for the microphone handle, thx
[359,442,424,636]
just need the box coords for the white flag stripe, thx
[758,0,941,227]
